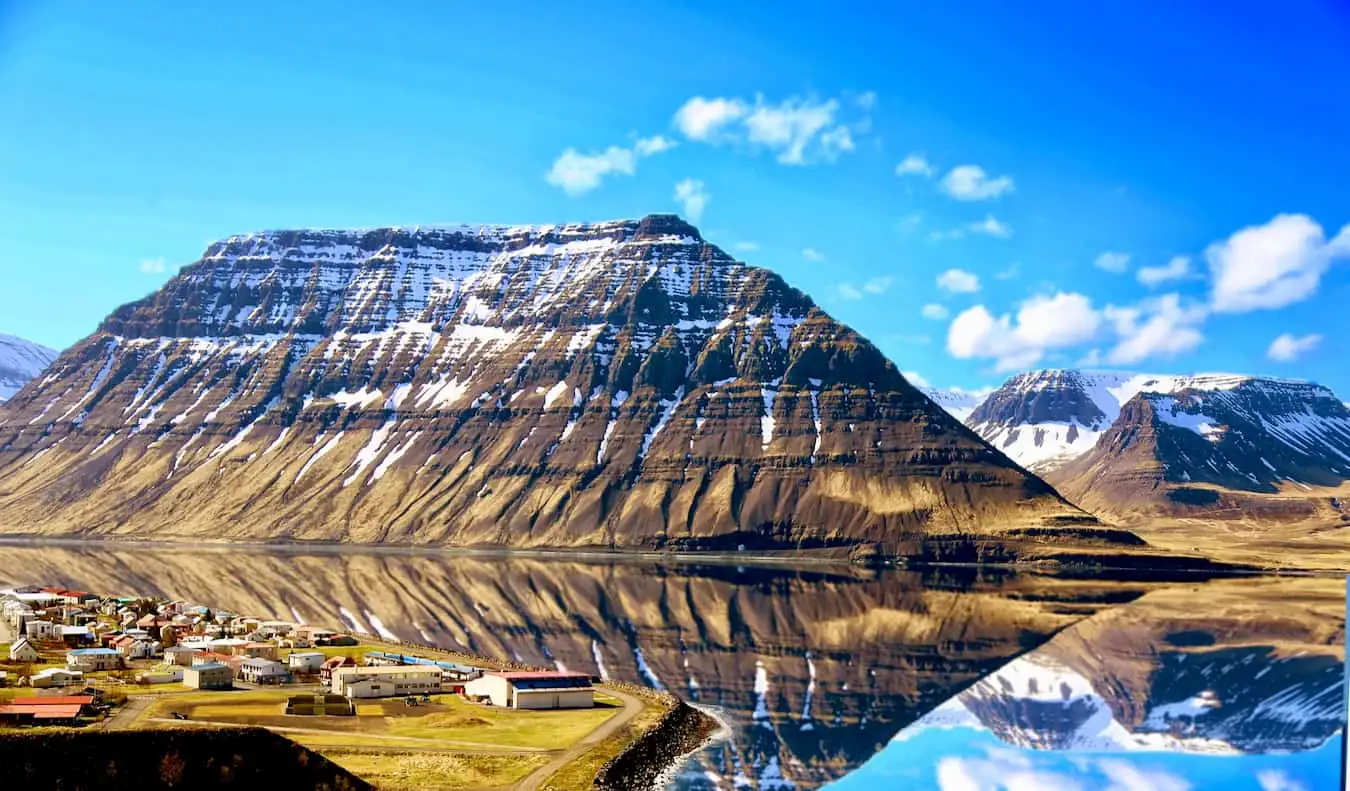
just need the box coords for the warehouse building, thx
[330,665,442,699]
[184,663,233,690]
[463,671,594,709]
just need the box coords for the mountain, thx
[920,386,988,423]
[1047,376,1350,527]
[0,332,57,402]
[0,216,1122,560]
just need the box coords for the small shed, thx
[184,663,232,690]
[30,668,83,688]
[8,637,39,663]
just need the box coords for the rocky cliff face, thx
[0,216,1099,556]
[0,332,57,402]
[1047,378,1350,523]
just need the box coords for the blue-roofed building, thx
[66,646,122,671]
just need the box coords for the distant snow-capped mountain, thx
[0,333,57,402]
[920,386,990,423]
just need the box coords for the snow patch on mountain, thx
[0,333,58,402]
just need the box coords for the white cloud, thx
[1207,213,1350,312]
[898,213,924,233]
[970,215,1013,238]
[673,178,710,222]
[733,241,759,252]
[673,96,747,140]
[922,303,950,320]
[634,135,677,156]
[1267,332,1322,362]
[895,153,935,178]
[1137,255,1190,287]
[802,247,826,262]
[863,276,893,295]
[940,164,1014,201]
[937,269,981,294]
[948,292,1102,372]
[856,90,878,110]
[674,93,869,165]
[545,146,636,195]
[1094,251,1131,273]
[1095,760,1190,791]
[835,276,893,301]
[1103,293,1206,364]
[902,370,931,388]
[139,257,166,274]
[995,262,1020,280]
[1256,770,1308,791]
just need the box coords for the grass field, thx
[319,749,548,790]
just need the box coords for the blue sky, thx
[2,1,1349,395]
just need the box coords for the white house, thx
[163,646,201,666]
[30,668,83,688]
[238,658,290,685]
[66,647,123,671]
[8,637,39,663]
[463,671,594,710]
[24,620,59,641]
[330,665,442,698]
[287,652,326,673]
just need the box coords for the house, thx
[238,658,290,685]
[463,671,594,710]
[11,695,97,715]
[66,647,123,671]
[183,663,232,690]
[24,620,59,641]
[288,652,326,673]
[320,655,356,682]
[207,637,250,653]
[164,646,201,666]
[235,642,279,660]
[30,668,83,687]
[60,625,94,647]
[8,637,39,663]
[330,666,442,698]
[136,668,185,684]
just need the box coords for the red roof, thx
[10,696,94,706]
[493,671,593,681]
[0,704,83,718]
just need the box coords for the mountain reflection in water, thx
[829,576,1345,791]
[0,542,1168,789]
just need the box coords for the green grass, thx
[384,695,615,750]
[317,749,549,790]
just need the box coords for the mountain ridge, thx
[0,216,1131,564]
[0,332,57,402]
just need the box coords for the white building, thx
[287,652,326,673]
[238,658,290,685]
[66,647,123,671]
[463,671,594,710]
[8,637,39,663]
[163,646,201,666]
[330,665,442,698]
[24,620,59,641]
[30,668,83,688]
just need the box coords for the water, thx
[0,543,1341,789]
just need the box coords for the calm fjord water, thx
[0,544,1340,789]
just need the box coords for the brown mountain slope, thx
[0,216,1138,560]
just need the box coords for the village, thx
[0,584,668,790]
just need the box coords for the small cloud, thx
[863,276,893,295]
[801,247,826,262]
[940,164,1014,201]
[1267,332,1322,362]
[1094,251,1131,273]
[994,262,1020,280]
[897,213,923,233]
[673,96,748,141]
[1137,255,1190,287]
[922,303,950,320]
[140,257,166,274]
[673,178,710,222]
[895,153,935,178]
[545,146,636,195]
[969,215,1012,238]
[836,283,863,300]
[901,370,931,388]
[855,90,878,110]
[937,268,981,294]
[634,135,677,156]
[1257,769,1308,791]
[733,241,759,252]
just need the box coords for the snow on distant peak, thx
[922,386,992,423]
[0,333,59,402]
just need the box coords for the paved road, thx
[517,687,645,791]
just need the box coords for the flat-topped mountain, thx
[0,332,57,402]
[0,216,1116,560]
